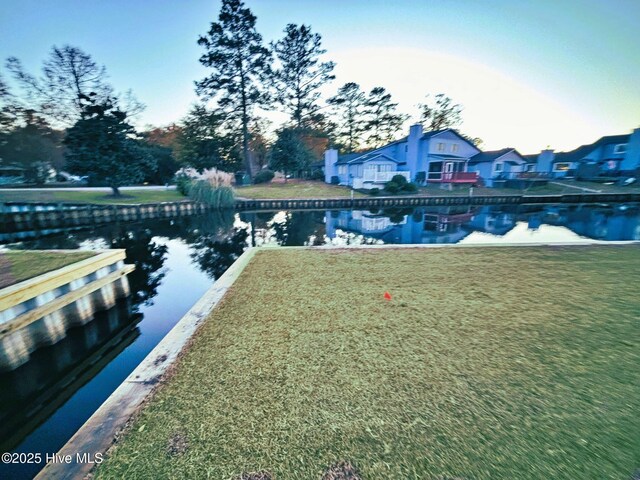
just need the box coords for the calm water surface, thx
[1,203,639,479]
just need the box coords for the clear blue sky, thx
[1,0,639,153]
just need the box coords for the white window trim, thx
[338,165,347,175]
[437,142,445,152]
[493,162,504,173]
[451,144,459,153]
[553,162,571,172]
[613,143,627,154]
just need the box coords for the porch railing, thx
[428,172,478,182]
[362,171,411,183]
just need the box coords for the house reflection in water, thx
[325,204,640,245]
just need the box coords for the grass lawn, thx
[550,179,640,193]
[235,179,640,201]
[95,246,640,480]
[417,181,640,197]
[0,250,96,288]
[0,189,186,205]
[235,181,366,199]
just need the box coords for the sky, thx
[1,0,639,153]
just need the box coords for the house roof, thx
[421,129,450,140]
[469,148,526,164]
[349,153,400,164]
[522,154,538,164]
[335,152,370,165]
[429,154,470,160]
[553,134,630,164]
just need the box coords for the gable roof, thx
[553,134,630,164]
[522,154,538,164]
[421,129,450,140]
[335,152,370,165]
[469,148,526,165]
[349,153,400,164]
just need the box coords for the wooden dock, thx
[0,250,135,371]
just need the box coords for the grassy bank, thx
[95,246,640,479]
[0,250,96,288]
[0,189,185,205]
[236,180,640,200]
[235,181,365,199]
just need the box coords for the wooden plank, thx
[36,247,259,480]
[0,265,135,339]
[0,250,126,310]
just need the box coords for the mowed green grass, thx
[235,181,365,199]
[95,246,640,480]
[0,250,96,288]
[0,189,185,205]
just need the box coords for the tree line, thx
[0,0,478,194]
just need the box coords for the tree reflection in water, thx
[109,229,168,310]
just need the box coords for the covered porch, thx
[426,158,478,184]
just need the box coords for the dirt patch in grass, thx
[94,245,640,479]
[166,431,189,456]
[322,460,362,480]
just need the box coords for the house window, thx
[494,162,503,173]
[437,142,445,152]
[526,164,535,172]
[338,165,347,175]
[451,144,459,153]
[554,163,570,172]
[614,144,627,154]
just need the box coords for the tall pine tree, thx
[327,82,366,153]
[364,87,407,148]
[196,0,271,179]
[419,93,463,131]
[272,24,335,128]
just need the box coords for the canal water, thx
[1,203,639,479]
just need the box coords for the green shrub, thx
[309,169,324,180]
[415,171,426,183]
[391,174,408,186]
[369,187,381,196]
[188,180,235,209]
[384,181,400,194]
[253,169,275,184]
[331,176,340,185]
[175,174,192,196]
[402,182,418,193]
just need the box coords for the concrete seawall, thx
[234,192,640,211]
[1,193,639,237]
[0,201,209,234]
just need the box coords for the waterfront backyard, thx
[94,245,640,480]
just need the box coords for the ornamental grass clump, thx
[175,167,235,208]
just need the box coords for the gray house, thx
[527,129,640,178]
[467,148,528,187]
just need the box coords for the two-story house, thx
[527,129,640,179]
[324,125,527,189]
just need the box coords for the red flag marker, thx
[384,291,392,301]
